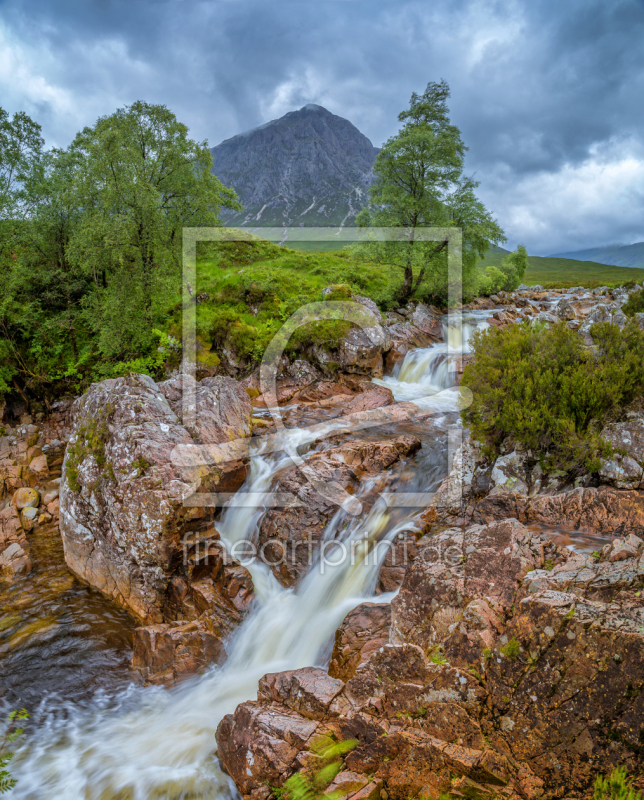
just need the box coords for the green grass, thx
[173,235,644,374]
[182,238,400,369]
[479,249,644,289]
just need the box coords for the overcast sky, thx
[1,0,643,254]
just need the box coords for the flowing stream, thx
[7,313,495,798]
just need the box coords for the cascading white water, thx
[11,422,416,799]
[375,312,489,405]
[11,316,484,799]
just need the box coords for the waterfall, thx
[377,313,489,404]
[11,418,426,800]
[9,313,488,799]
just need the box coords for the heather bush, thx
[461,319,644,472]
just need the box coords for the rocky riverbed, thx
[2,283,644,799]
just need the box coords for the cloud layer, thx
[1,0,643,254]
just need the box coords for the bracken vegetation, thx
[0,708,28,794]
[594,767,644,800]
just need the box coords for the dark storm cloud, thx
[1,0,643,253]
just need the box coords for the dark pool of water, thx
[0,522,137,709]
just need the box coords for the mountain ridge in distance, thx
[550,241,644,269]
[210,104,379,228]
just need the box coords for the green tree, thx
[0,107,43,218]
[0,102,241,406]
[354,80,505,305]
[478,245,529,295]
[0,147,92,395]
[67,100,241,359]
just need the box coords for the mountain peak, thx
[211,106,379,227]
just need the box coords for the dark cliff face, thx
[210,104,379,227]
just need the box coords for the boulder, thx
[392,520,546,655]
[27,453,48,480]
[258,668,346,720]
[214,517,643,799]
[420,437,478,526]
[131,619,227,686]
[317,324,391,378]
[217,651,542,800]
[328,602,391,681]
[409,303,443,338]
[489,451,530,495]
[354,295,383,324]
[216,700,320,798]
[59,373,252,622]
[0,541,31,577]
[383,323,436,373]
[158,374,252,446]
[0,505,24,549]
[131,547,255,683]
[599,417,644,489]
[553,299,576,320]
[11,486,40,509]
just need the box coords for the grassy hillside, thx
[285,237,644,288]
[478,248,644,289]
[185,239,402,370]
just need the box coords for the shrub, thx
[477,246,528,296]
[461,319,644,473]
[623,289,644,317]
[594,766,643,800]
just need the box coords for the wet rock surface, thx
[217,519,644,799]
[7,282,644,793]
[0,410,136,705]
[59,373,253,623]
[328,602,392,682]
[257,435,422,586]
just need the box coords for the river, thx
[5,311,607,798]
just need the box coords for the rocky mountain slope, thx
[210,104,379,227]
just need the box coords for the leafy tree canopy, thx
[0,101,240,403]
[353,80,506,305]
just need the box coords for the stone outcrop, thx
[0,414,68,577]
[216,519,644,800]
[310,324,391,379]
[59,373,252,623]
[475,485,644,538]
[384,304,443,372]
[257,435,422,586]
[599,417,644,489]
[328,602,391,682]
[131,619,227,687]
[0,541,31,577]
[424,429,644,539]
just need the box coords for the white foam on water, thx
[11,428,416,799]
[11,314,491,799]
[376,313,489,406]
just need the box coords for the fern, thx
[0,708,29,794]
[595,767,644,800]
[281,737,358,800]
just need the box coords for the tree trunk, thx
[396,224,417,304]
